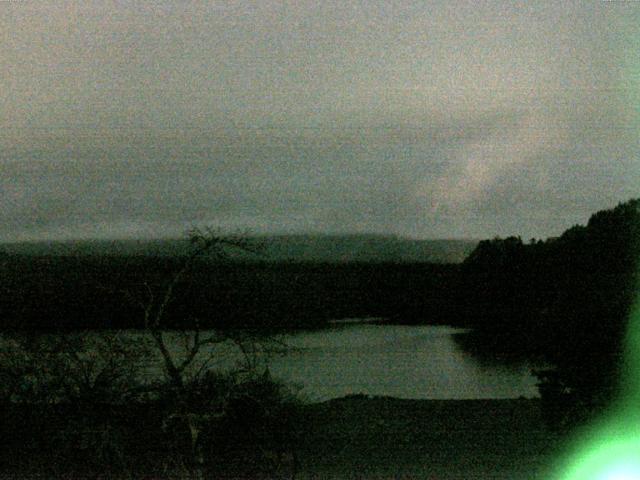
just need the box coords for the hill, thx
[0,235,477,264]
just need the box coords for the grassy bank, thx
[295,396,563,480]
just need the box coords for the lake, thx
[266,324,540,401]
[137,323,540,401]
[3,324,540,402]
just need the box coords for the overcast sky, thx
[2,1,639,241]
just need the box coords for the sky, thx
[2,0,640,241]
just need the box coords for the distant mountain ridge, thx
[0,235,478,264]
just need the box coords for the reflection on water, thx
[267,324,540,401]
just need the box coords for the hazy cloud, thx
[2,1,639,241]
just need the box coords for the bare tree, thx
[136,228,261,387]
[0,228,297,479]
[126,227,295,478]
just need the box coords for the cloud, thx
[1,1,638,241]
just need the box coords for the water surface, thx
[266,324,539,401]
[6,324,538,402]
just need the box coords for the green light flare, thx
[553,252,640,480]
[553,416,640,480]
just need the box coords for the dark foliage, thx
[459,199,640,427]
[0,256,457,331]
[0,366,302,479]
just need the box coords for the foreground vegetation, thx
[0,350,302,479]
[0,390,558,479]
[1,228,304,479]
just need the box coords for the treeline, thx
[457,199,640,424]
[0,254,457,331]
